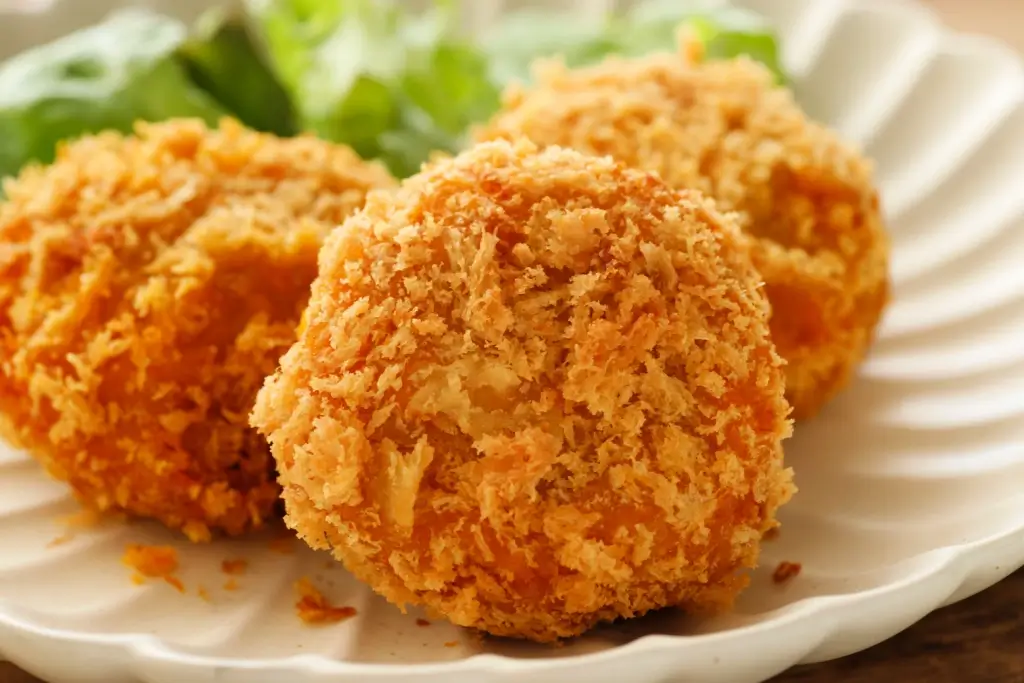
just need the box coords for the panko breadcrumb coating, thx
[251,139,794,642]
[0,118,395,541]
[477,52,890,419]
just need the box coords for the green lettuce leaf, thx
[484,0,786,85]
[0,8,227,178]
[246,0,499,177]
[0,0,787,181]
[178,6,297,137]
[483,10,618,84]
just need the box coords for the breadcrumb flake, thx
[294,578,358,625]
[773,561,802,584]
[221,559,248,575]
[122,544,178,578]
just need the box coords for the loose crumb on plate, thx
[122,544,178,578]
[198,586,211,602]
[46,532,74,548]
[48,508,106,547]
[63,508,104,528]
[773,561,802,584]
[294,577,357,625]
[416,618,431,627]
[224,578,240,591]
[269,536,295,554]
[221,558,248,575]
[444,641,458,648]
[164,576,186,593]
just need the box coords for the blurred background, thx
[1,0,1023,51]
[924,0,1024,50]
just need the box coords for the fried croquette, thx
[251,139,795,642]
[477,53,890,419]
[0,118,395,541]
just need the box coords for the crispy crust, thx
[0,118,395,541]
[251,139,794,641]
[477,54,890,419]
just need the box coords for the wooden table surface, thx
[1,0,1023,682]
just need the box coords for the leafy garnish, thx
[484,0,786,85]
[179,6,297,136]
[0,1,788,180]
[247,0,499,177]
[0,9,226,178]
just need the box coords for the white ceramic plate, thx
[1,0,1023,682]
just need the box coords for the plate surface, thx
[1,1,1023,682]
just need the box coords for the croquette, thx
[0,118,395,541]
[477,51,890,419]
[251,139,795,642]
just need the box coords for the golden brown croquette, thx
[251,139,794,642]
[0,118,395,541]
[477,52,890,419]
